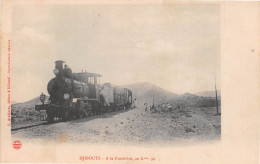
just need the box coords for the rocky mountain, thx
[166,93,220,107]
[195,90,221,97]
[12,96,49,106]
[11,95,50,127]
[122,82,178,106]
[123,83,220,108]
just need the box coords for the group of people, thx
[160,102,175,112]
[144,103,153,112]
[131,98,180,113]
[144,102,180,113]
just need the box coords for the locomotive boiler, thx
[35,60,133,123]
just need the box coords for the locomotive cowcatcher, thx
[35,60,132,123]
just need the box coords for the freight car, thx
[35,60,132,123]
[101,83,132,111]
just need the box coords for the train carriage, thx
[100,83,133,111]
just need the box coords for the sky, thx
[11,4,220,102]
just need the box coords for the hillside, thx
[195,90,221,97]
[123,83,221,108]
[166,93,220,108]
[122,82,178,106]
[11,96,49,128]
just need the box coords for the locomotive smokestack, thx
[54,60,65,77]
[55,60,64,70]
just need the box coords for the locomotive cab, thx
[75,72,102,101]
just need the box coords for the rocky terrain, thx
[11,82,221,143]
[11,96,49,129]
[124,82,221,109]
[12,106,221,144]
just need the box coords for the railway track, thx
[11,108,132,132]
[11,122,46,132]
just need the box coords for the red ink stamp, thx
[12,140,22,150]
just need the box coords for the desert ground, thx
[12,106,221,145]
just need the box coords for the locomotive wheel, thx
[86,105,93,117]
[63,109,72,121]
[99,103,105,114]
[62,112,67,121]
[79,110,84,119]
[67,111,73,121]
[47,113,54,123]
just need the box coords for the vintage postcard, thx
[0,0,259,163]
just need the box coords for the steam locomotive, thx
[35,60,132,123]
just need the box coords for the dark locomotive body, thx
[35,60,132,123]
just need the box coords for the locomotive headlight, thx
[64,93,70,99]
[39,93,46,104]
[53,68,59,75]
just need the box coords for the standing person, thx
[133,99,138,108]
[162,102,166,112]
[144,103,148,112]
[167,103,173,112]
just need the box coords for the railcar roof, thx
[77,72,102,77]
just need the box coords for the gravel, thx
[12,107,221,145]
